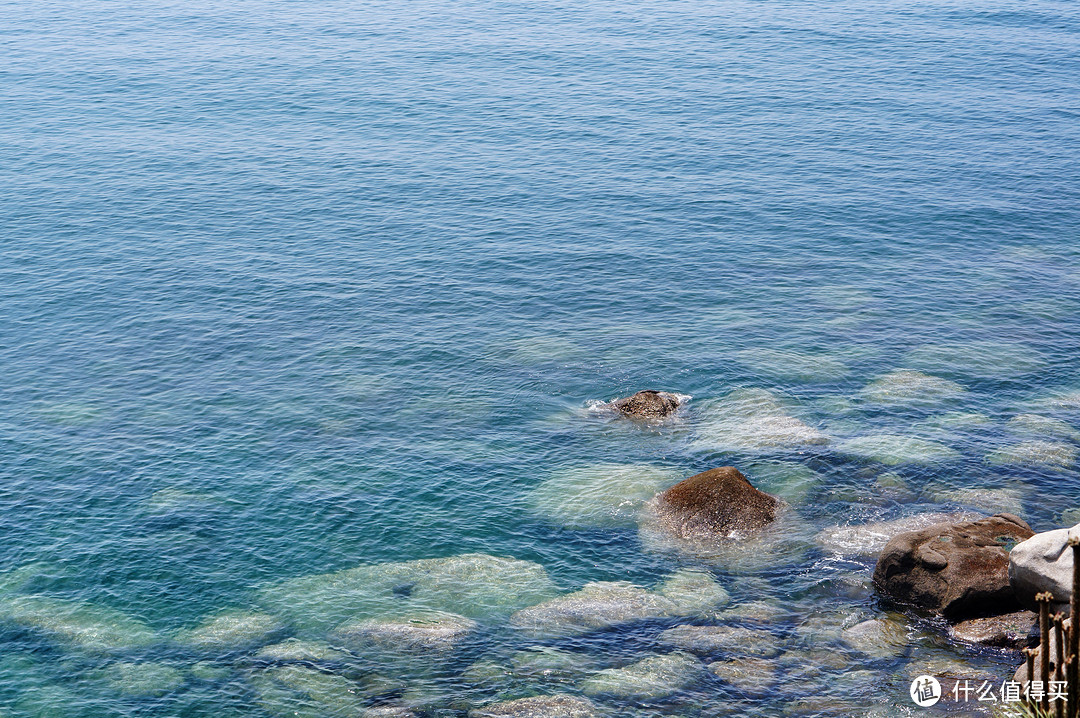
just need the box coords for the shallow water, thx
[2,0,1080,715]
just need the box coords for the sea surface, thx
[2,0,1080,715]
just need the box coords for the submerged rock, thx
[468,695,599,718]
[733,348,850,383]
[256,639,350,663]
[715,601,788,625]
[927,486,1025,517]
[1008,414,1080,442]
[509,647,599,681]
[527,463,679,529]
[947,610,1037,649]
[837,434,960,465]
[986,440,1078,468]
[743,461,824,506]
[259,553,558,632]
[709,658,777,695]
[248,664,370,718]
[332,610,477,654]
[903,342,1044,380]
[857,370,966,407]
[509,581,678,638]
[612,390,682,420]
[653,569,732,616]
[692,389,830,452]
[642,467,782,542]
[579,652,700,699]
[873,513,1034,619]
[1008,524,1079,612]
[841,616,909,659]
[657,625,780,658]
[815,512,982,557]
[100,661,185,697]
[175,610,285,651]
[0,595,158,653]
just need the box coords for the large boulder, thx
[643,467,781,541]
[873,514,1034,620]
[613,390,681,420]
[1008,523,1079,613]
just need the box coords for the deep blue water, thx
[2,0,1080,715]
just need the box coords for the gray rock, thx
[468,695,600,718]
[1008,524,1079,612]
[657,625,780,658]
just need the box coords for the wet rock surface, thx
[873,513,1034,619]
[643,467,782,542]
[612,390,681,420]
[947,610,1037,649]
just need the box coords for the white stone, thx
[1009,524,1080,609]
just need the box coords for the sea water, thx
[1,0,1079,715]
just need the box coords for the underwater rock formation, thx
[692,389,829,451]
[657,624,780,658]
[174,610,285,651]
[527,463,679,529]
[873,513,1034,619]
[579,652,700,699]
[468,694,599,718]
[509,570,729,638]
[332,610,477,654]
[258,553,558,632]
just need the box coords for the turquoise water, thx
[2,0,1080,714]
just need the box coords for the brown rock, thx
[613,390,681,420]
[873,513,1034,620]
[647,467,781,540]
[948,610,1037,649]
